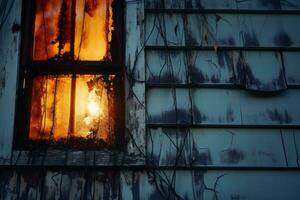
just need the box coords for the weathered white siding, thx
[1,0,300,199]
[0,0,22,164]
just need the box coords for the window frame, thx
[13,0,125,151]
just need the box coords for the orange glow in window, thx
[33,0,113,61]
[29,75,115,144]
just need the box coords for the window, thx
[14,0,124,150]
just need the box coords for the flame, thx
[33,0,113,61]
[87,91,102,117]
[29,75,115,142]
[29,0,116,143]
[75,0,113,60]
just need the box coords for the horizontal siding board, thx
[238,51,286,91]
[147,88,191,124]
[44,171,118,200]
[281,129,300,167]
[195,88,300,125]
[283,52,300,85]
[240,89,300,125]
[0,0,21,164]
[192,89,241,124]
[146,50,188,84]
[120,170,204,200]
[146,50,291,91]
[146,14,300,47]
[188,50,237,84]
[0,171,43,200]
[145,14,185,46]
[204,170,300,200]
[186,14,242,47]
[145,0,300,10]
[147,88,300,125]
[2,170,300,199]
[120,170,300,200]
[147,128,290,167]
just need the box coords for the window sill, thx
[2,150,145,166]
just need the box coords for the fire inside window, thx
[15,0,123,149]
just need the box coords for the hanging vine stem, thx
[126,0,227,198]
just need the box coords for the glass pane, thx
[29,74,115,144]
[33,0,113,61]
[33,0,73,60]
[75,0,113,61]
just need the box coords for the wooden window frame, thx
[13,0,125,151]
[4,0,146,167]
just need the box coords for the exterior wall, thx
[0,0,22,164]
[1,0,300,199]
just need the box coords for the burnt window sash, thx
[14,0,124,150]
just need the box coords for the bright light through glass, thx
[87,98,101,117]
[29,75,115,142]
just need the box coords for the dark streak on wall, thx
[266,108,292,123]
[0,67,5,97]
[220,148,245,164]
[273,31,293,47]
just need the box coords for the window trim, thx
[8,0,146,167]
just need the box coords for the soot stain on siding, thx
[186,31,198,46]
[185,0,203,9]
[219,36,236,46]
[189,64,205,83]
[148,109,191,124]
[235,52,286,91]
[149,190,163,200]
[230,194,247,200]
[148,72,182,84]
[146,0,164,9]
[266,109,292,123]
[0,66,5,97]
[132,174,140,200]
[243,32,260,47]
[164,148,187,165]
[217,51,227,69]
[0,171,15,198]
[193,106,208,124]
[259,0,281,9]
[273,31,293,47]
[21,171,44,199]
[220,148,245,164]
[226,107,235,122]
[191,144,212,165]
